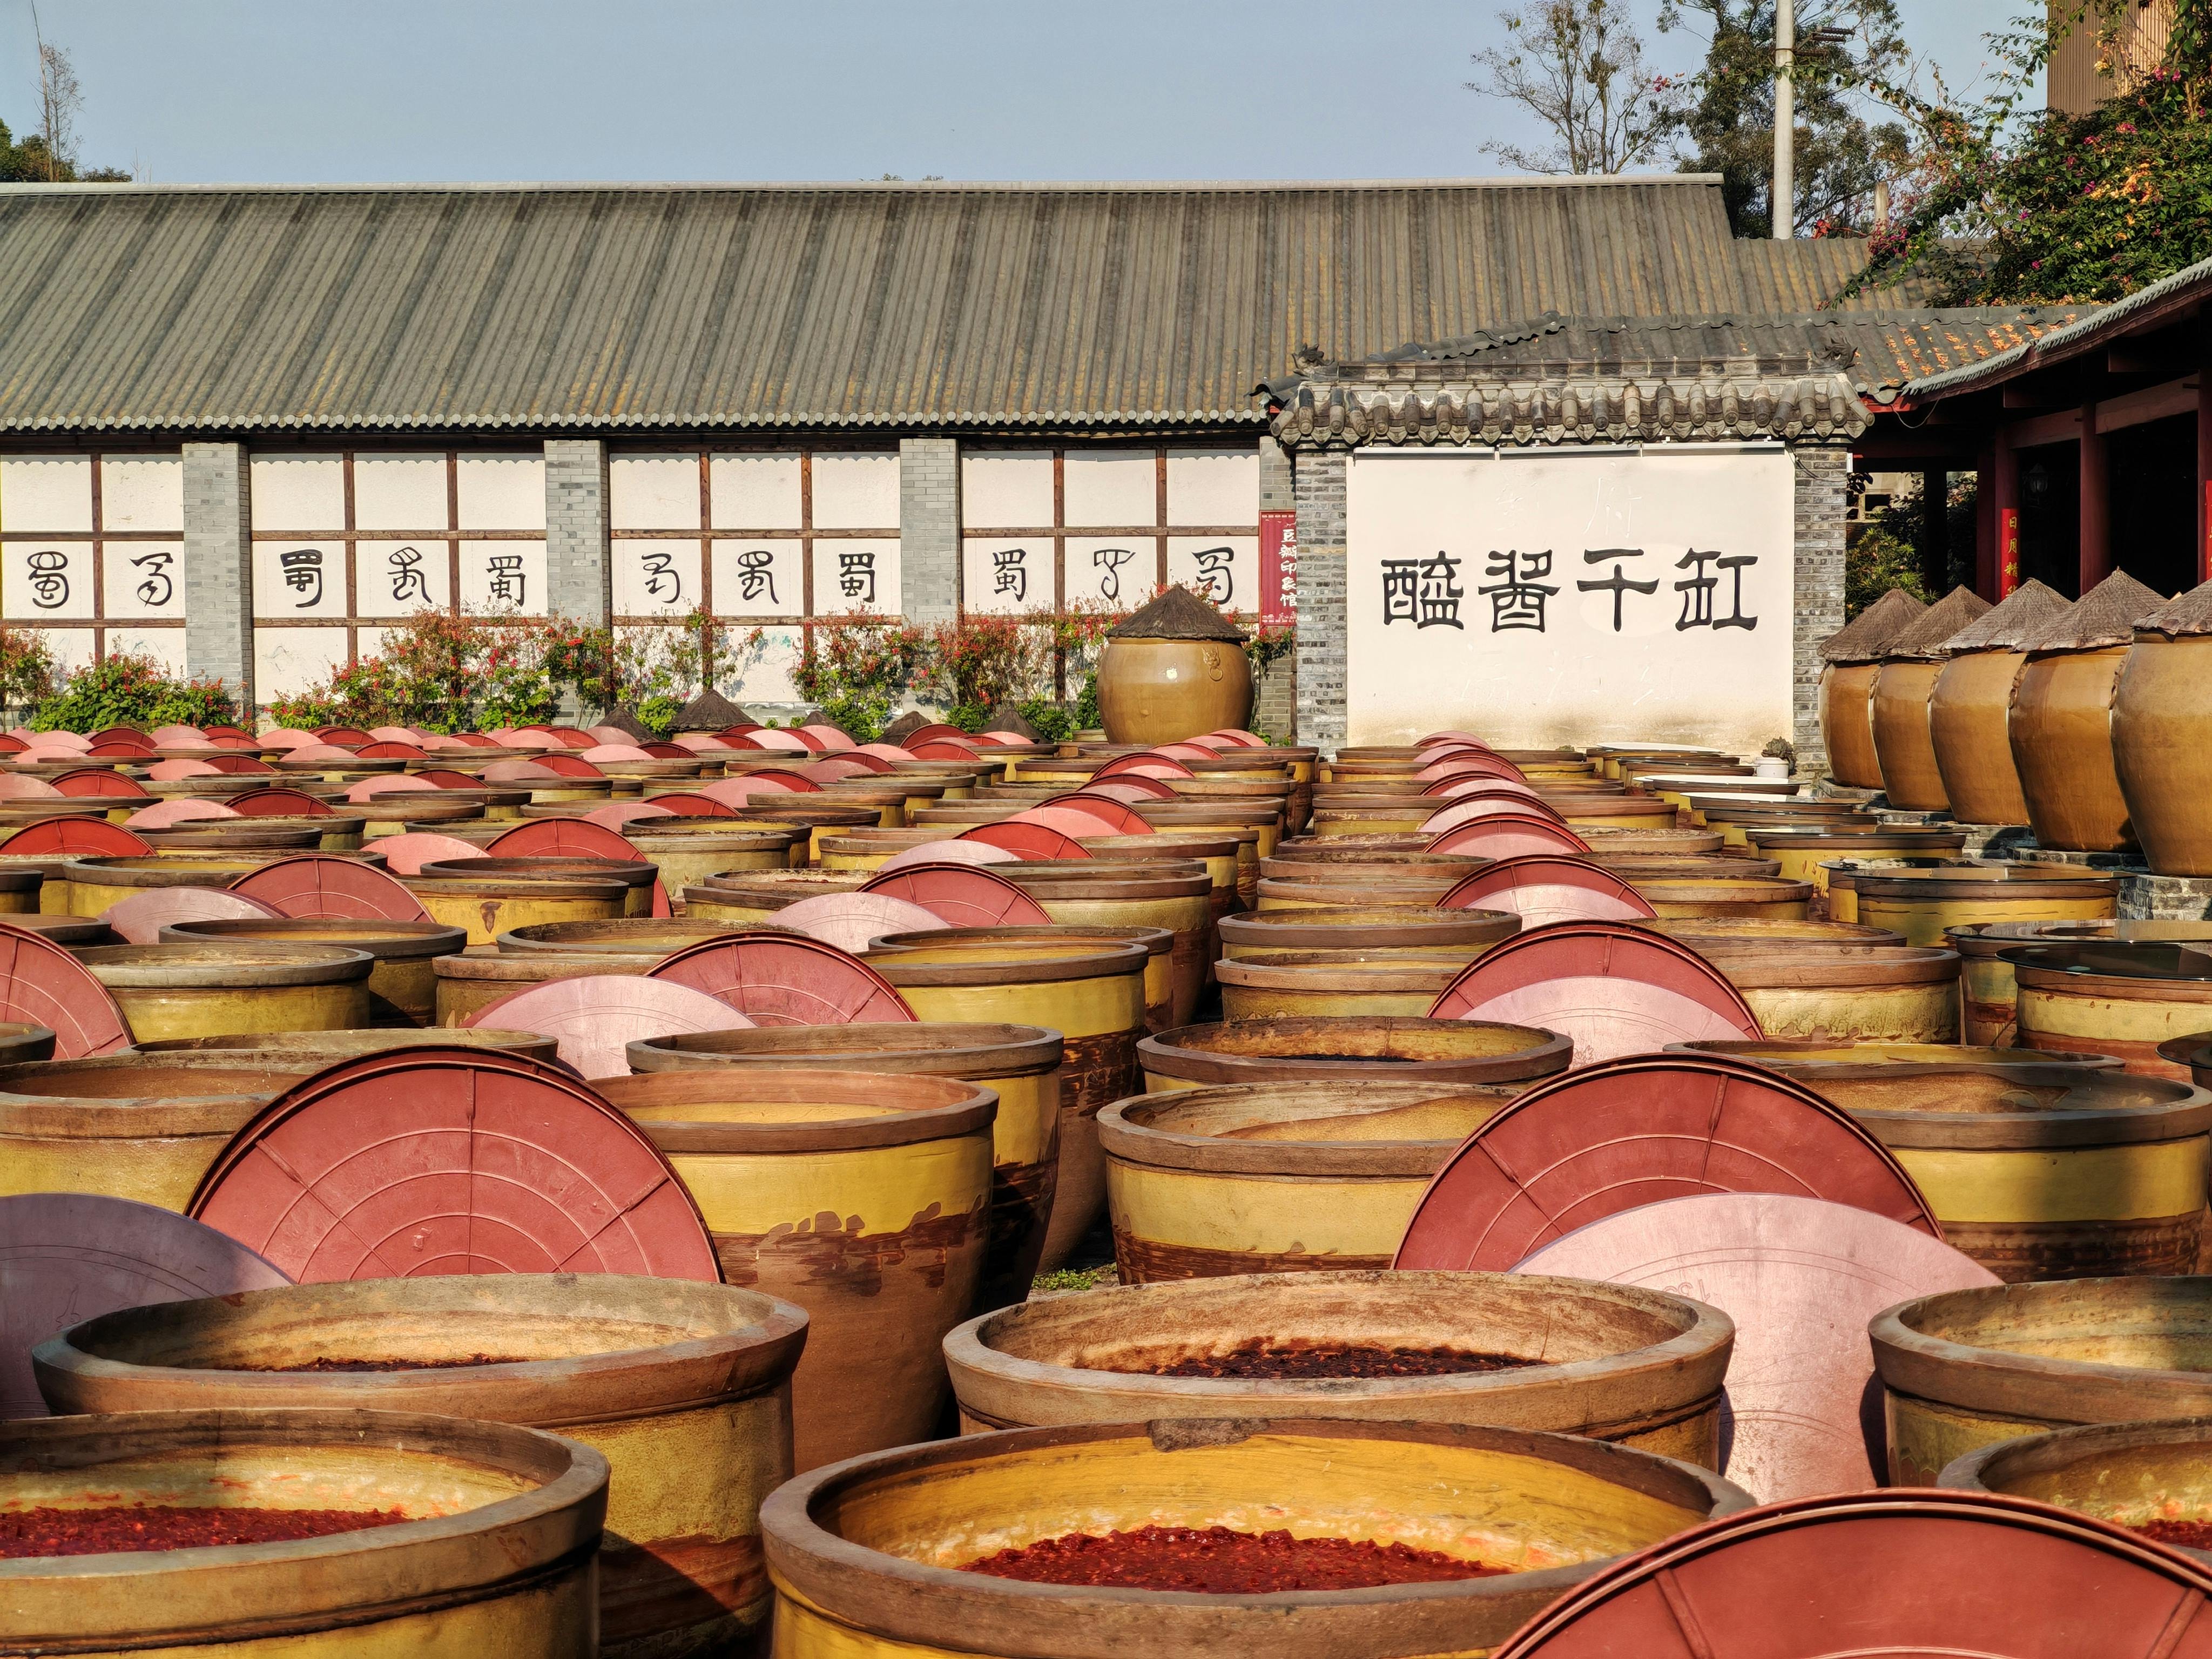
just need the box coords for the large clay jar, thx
[1818,588,1924,788]
[1930,579,2071,827]
[2115,582,2212,874]
[1096,588,1252,745]
[2011,571,2167,854]
[1871,587,1990,813]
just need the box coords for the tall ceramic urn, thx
[1929,579,2071,828]
[1870,586,1991,812]
[1097,588,1253,746]
[2009,570,2166,854]
[2114,579,2212,874]
[1817,588,1925,790]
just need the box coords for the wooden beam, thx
[2200,360,2212,584]
[2005,408,2083,449]
[1975,442,1998,597]
[2094,376,2200,433]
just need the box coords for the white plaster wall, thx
[1345,448,1796,753]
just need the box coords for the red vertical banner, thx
[1259,510,1297,624]
[1999,507,2020,597]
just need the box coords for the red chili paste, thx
[251,1354,529,1372]
[963,1524,1505,1591]
[2133,1518,2212,1550]
[0,1505,408,1557]
[1147,1341,1532,1379]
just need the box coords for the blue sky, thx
[9,1,2025,184]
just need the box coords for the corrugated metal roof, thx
[0,179,1900,434]
[1280,307,2086,403]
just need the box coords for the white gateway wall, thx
[1345,447,1796,753]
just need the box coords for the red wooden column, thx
[1975,442,1999,597]
[2079,401,2112,590]
[1994,435,2022,597]
[2197,368,2212,583]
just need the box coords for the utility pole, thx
[1773,0,1795,239]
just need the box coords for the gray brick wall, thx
[1291,449,1347,756]
[1793,442,1850,778]
[545,438,611,625]
[182,442,254,712]
[899,437,960,625]
[1258,434,1294,512]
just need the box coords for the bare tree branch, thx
[30,4,82,181]
[1467,0,1680,173]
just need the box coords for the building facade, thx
[0,177,2047,752]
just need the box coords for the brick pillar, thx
[899,436,960,625]
[182,442,254,715]
[544,439,611,626]
[1793,442,1850,778]
[1290,447,1347,756]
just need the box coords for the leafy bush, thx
[33,652,235,731]
[790,617,929,742]
[1845,523,1934,619]
[921,613,1046,711]
[1017,697,1078,743]
[0,629,58,713]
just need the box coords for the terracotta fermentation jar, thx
[1872,1278,2212,1483]
[1095,588,1253,745]
[0,1408,606,1658]
[600,1068,994,1474]
[624,1022,1065,1313]
[2009,570,2166,853]
[1929,578,2071,826]
[1817,588,1924,788]
[33,1276,800,1659]
[2114,580,2212,874]
[759,1418,1748,1659]
[943,1270,1734,1468]
[1871,586,1991,812]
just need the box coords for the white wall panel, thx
[353,454,449,531]
[1166,449,1258,527]
[455,455,545,530]
[610,454,700,530]
[99,456,183,532]
[459,540,550,615]
[710,541,802,618]
[1063,451,1155,528]
[0,456,93,533]
[355,540,451,617]
[103,541,186,621]
[811,451,900,530]
[249,455,345,531]
[961,451,1053,529]
[710,454,802,530]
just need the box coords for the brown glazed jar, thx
[1870,587,1990,813]
[2114,580,2212,875]
[2009,571,2166,854]
[1095,588,1253,745]
[1817,588,1924,789]
[1930,578,2073,827]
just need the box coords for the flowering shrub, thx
[790,616,929,740]
[33,652,235,731]
[921,613,1047,712]
[269,612,558,732]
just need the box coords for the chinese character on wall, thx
[992,546,1028,603]
[279,548,323,608]
[736,548,778,605]
[1576,549,1659,632]
[387,545,430,607]
[129,549,173,609]
[838,549,876,605]
[640,547,683,605]
[1674,550,1759,630]
[1383,551,1469,630]
[1475,549,1550,631]
[486,552,528,608]
[1191,544,1235,606]
[24,550,69,610]
[1092,545,1137,602]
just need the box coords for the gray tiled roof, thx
[0,177,1908,434]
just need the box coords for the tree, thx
[3,18,130,184]
[1467,0,1679,174]
[1659,0,1911,237]
[1852,1,2212,304]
